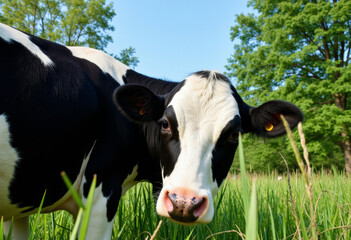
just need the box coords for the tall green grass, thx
[2,123,351,239]
[110,170,351,240]
[1,170,349,239]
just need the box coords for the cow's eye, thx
[160,119,171,133]
[230,131,239,141]
[229,131,240,142]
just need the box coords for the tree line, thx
[0,0,139,68]
[226,0,351,175]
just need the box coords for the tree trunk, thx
[340,131,351,176]
[334,93,351,175]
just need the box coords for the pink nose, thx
[164,190,207,223]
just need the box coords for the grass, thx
[12,171,349,240]
[2,170,350,239]
[2,122,351,239]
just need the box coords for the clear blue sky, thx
[106,0,253,82]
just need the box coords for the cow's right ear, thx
[248,100,303,138]
[113,84,165,122]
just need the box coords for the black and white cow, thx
[0,23,303,239]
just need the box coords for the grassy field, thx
[2,122,351,239]
[16,170,350,240]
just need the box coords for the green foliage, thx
[0,0,139,67]
[0,0,115,50]
[226,0,351,171]
[113,47,140,69]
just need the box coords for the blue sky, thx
[106,0,253,82]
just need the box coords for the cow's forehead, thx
[168,71,240,143]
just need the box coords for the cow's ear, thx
[114,84,165,122]
[249,100,303,138]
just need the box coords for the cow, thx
[0,22,303,239]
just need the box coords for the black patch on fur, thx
[122,69,179,95]
[114,84,165,123]
[193,70,230,83]
[211,115,242,186]
[159,106,181,177]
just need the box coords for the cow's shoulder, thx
[67,46,129,86]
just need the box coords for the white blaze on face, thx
[156,71,240,223]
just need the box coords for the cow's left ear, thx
[114,84,165,122]
[249,100,303,138]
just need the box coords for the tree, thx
[114,47,140,70]
[0,0,138,67]
[226,0,351,173]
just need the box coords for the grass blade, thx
[61,171,85,210]
[268,204,277,240]
[245,180,257,240]
[297,205,309,240]
[1,216,4,240]
[185,227,195,240]
[70,208,84,240]
[215,181,227,213]
[116,221,128,239]
[79,174,97,240]
[29,190,47,240]
[5,217,13,240]
[238,133,250,218]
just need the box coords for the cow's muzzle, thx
[164,191,207,223]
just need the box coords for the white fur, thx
[80,181,115,240]
[4,217,29,240]
[0,114,23,218]
[76,164,139,240]
[67,46,129,86]
[121,165,139,195]
[156,71,239,223]
[0,23,54,66]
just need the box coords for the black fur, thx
[114,84,165,122]
[211,115,242,185]
[249,100,303,138]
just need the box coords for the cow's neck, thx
[121,70,183,187]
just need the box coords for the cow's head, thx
[114,70,303,224]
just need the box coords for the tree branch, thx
[292,63,322,80]
[340,40,345,67]
[321,21,331,59]
[301,31,327,59]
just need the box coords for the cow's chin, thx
[156,208,214,225]
[165,217,211,226]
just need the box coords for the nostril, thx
[193,197,207,218]
[164,192,174,213]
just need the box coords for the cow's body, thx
[0,23,303,239]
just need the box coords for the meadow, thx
[14,171,349,240]
[2,121,351,240]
